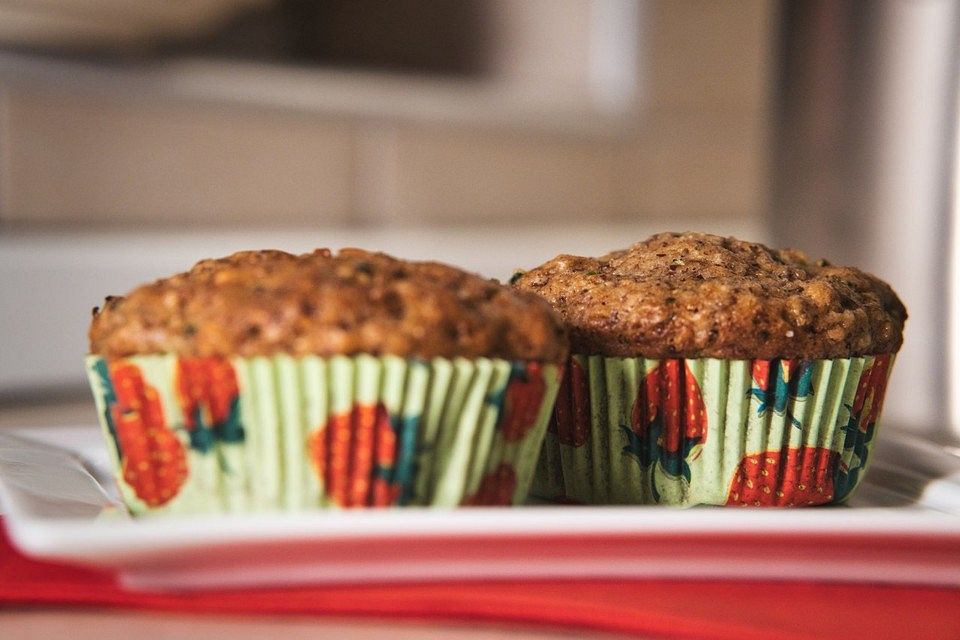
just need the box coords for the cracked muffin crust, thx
[90,248,568,362]
[512,232,906,359]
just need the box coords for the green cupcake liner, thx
[86,354,561,516]
[532,353,895,507]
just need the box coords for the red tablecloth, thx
[2,520,959,639]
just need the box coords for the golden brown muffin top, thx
[90,248,568,362]
[512,232,906,359]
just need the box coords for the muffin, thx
[87,249,567,515]
[513,232,906,506]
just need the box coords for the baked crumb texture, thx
[513,232,906,359]
[90,248,568,362]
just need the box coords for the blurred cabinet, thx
[0,0,775,229]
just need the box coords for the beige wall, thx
[0,1,775,229]
[0,95,356,225]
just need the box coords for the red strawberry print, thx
[752,359,803,389]
[175,357,244,453]
[309,403,397,507]
[372,476,402,506]
[834,354,893,501]
[348,403,382,507]
[849,354,891,435]
[550,358,591,447]
[633,360,708,454]
[726,446,838,507]
[108,361,188,507]
[371,404,400,506]
[500,362,547,442]
[177,358,239,429]
[326,409,352,506]
[624,360,708,487]
[308,412,330,496]
[462,463,518,506]
[752,360,772,389]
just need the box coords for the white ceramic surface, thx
[1,426,959,591]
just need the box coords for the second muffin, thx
[87,249,567,515]
[514,232,906,507]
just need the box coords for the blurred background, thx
[0,1,956,442]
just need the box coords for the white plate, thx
[2,426,960,591]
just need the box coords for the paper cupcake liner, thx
[531,353,894,507]
[86,354,561,516]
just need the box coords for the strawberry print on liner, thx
[727,354,893,506]
[176,357,245,459]
[549,358,591,447]
[462,463,518,506]
[89,356,562,513]
[93,360,188,508]
[497,362,548,442]
[834,354,892,502]
[622,359,708,502]
[749,359,815,429]
[727,446,838,507]
[533,353,895,507]
[308,403,403,508]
